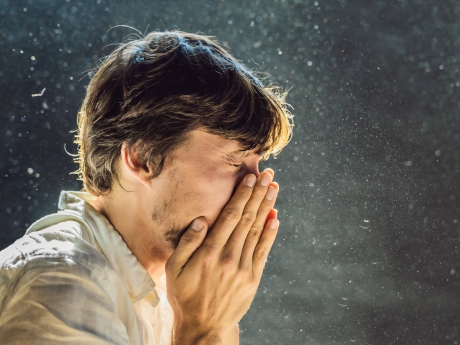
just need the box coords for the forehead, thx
[185,129,259,156]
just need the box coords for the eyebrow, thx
[229,150,251,158]
[228,147,265,158]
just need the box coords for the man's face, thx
[140,129,264,258]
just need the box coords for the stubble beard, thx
[151,202,190,250]
[164,224,189,249]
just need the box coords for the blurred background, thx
[1,0,459,343]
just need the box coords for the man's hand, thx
[166,169,279,345]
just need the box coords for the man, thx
[0,31,293,344]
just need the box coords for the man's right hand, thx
[166,169,280,345]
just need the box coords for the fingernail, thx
[191,218,204,231]
[265,169,275,178]
[246,175,257,187]
[260,173,271,187]
[269,218,279,229]
[266,186,276,200]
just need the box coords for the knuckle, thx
[200,243,219,266]
[202,243,218,258]
[255,246,268,261]
[240,212,255,227]
[240,188,252,199]
[202,254,214,267]
[238,260,251,272]
[179,232,195,246]
[221,253,236,271]
[222,208,240,224]
[247,226,261,240]
[251,189,266,200]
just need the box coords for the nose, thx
[244,158,260,177]
[232,162,273,197]
[233,161,260,194]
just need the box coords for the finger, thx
[239,182,278,265]
[165,217,208,276]
[257,182,279,229]
[265,168,275,179]
[252,217,279,278]
[225,173,276,257]
[203,173,257,247]
[264,208,278,227]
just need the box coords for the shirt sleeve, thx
[0,257,133,345]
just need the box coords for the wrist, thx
[173,322,223,345]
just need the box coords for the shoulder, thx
[0,249,131,344]
[0,220,107,296]
[0,221,137,344]
[4,220,106,265]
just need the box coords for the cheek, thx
[209,172,240,213]
[187,167,238,214]
[210,173,236,197]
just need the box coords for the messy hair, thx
[74,30,294,196]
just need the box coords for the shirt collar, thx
[57,190,160,306]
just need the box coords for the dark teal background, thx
[1,0,459,343]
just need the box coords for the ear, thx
[120,142,152,187]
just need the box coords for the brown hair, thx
[74,30,294,196]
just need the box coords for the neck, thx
[88,191,167,283]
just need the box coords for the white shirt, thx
[0,191,173,344]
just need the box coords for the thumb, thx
[166,217,208,276]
